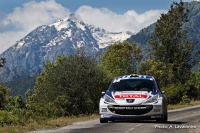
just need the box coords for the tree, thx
[0,84,10,109]
[0,58,7,109]
[101,42,143,78]
[147,1,200,84]
[0,58,6,67]
[31,50,110,116]
[139,59,173,87]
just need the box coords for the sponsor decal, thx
[154,115,162,118]
[109,106,147,110]
[114,94,147,99]
[134,107,147,109]
[103,114,111,118]
[151,115,162,118]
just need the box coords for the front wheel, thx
[111,119,115,122]
[156,114,168,123]
[100,119,108,123]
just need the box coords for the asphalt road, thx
[27,105,200,133]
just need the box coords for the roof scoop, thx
[130,73,139,77]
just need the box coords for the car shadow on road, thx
[110,120,187,124]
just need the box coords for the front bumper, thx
[99,104,164,120]
[100,114,163,120]
[107,105,154,115]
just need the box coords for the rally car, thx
[99,74,168,123]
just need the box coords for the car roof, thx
[112,74,155,83]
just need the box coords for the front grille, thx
[108,105,153,115]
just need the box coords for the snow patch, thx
[50,17,85,32]
[77,41,85,48]
[93,46,99,51]
[50,19,70,31]
[39,26,46,31]
[56,21,69,31]
[65,29,72,37]
[92,30,133,49]
[46,40,56,46]
[76,21,86,31]
[16,40,25,48]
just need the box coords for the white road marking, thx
[125,124,142,133]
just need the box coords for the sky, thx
[0,0,192,53]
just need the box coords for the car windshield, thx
[109,79,156,92]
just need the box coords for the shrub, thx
[31,51,110,116]
[0,110,19,126]
[185,69,200,100]
[162,84,185,104]
[180,95,191,104]
[184,85,200,100]
[162,83,200,105]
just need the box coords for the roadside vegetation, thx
[0,1,200,133]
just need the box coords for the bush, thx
[180,95,191,105]
[30,51,111,116]
[185,69,200,100]
[0,110,19,126]
[162,84,185,104]
[184,85,200,100]
[163,83,200,105]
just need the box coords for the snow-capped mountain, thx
[0,14,133,71]
[89,25,132,48]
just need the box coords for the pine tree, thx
[0,58,6,67]
[148,0,200,84]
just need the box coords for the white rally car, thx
[99,74,168,123]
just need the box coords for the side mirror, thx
[102,91,105,94]
[161,91,165,94]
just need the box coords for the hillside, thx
[2,76,37,99]
[127,1,200,52]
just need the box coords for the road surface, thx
[27,105,200,133]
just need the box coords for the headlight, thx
[143,95,158,104]
[104,95,116,103]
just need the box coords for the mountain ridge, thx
[0,14,133,72]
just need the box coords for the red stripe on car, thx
[114,94,147,98]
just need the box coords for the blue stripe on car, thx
[106,91,114,99]
[151,92,158,95]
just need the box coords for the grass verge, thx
[1,100,200,133]
[0,114,99,133]
[167,100,200,110]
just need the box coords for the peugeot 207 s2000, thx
[99,74,168,123]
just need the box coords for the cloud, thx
[0,0,166,54]
[75,6,167,33]
[0,0,70,53]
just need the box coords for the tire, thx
[164,114,168,122]
[156,104,168,123]
[100,119,108,123]
[111,120,115,122]
[156,114,168,123]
